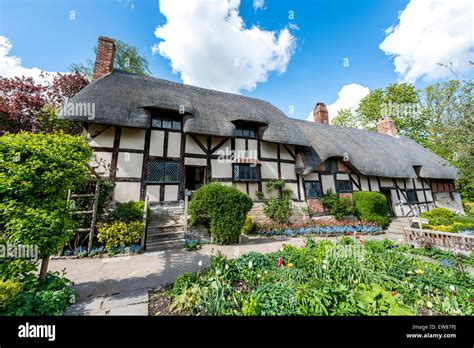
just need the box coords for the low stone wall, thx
[248,201,310,224]
[185,225,210,243]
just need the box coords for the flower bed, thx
[149,238,474,316]
[254,219,382,237]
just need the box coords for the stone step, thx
[146,239,185,252]
[147,232,184,243]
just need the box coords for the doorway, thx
[380,188,395,216]
[185,166,205,191]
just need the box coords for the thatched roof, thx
[65,70,307,146]
[64,70,458,180]
[293,119,458,179]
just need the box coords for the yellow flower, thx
[353,279,359,285]
[288,262,294,268]
[417,299,424,305]
[407,271,413,275]
[415,269,424,275]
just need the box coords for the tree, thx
[0,72,88,135]
[0,132,93,280]
[70,40,151,79]
[332,108,360,128]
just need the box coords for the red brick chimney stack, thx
[377,116,398,137]
[313,102,329,124]
[92,36,115,81]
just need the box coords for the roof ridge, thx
[112,69,271,104]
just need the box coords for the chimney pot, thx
[92,36,115,81]
[377,116,398,137]
[313,102,329,124]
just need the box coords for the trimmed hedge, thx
[109,201,144,222]
[189,183,253,245]
[352,191,390,227]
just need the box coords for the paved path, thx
[50,234,396,315]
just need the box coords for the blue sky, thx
[1,0,472,121]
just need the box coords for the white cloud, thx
[0,36,54,84]
[380,0,474,82]
[152,0,296,94]
[253,0,265,12]
[307,83,370,121]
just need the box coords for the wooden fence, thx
[402,227,474,252]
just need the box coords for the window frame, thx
[151,114,183,131]
[326,159,338,173]
[304,180,323,199]
[234,123,258,139]
[232,164,261,182]
[405,189,418,204]
[147,161,180,184]
[336,179,352,193]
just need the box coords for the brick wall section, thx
[92,36,115,81]
[307,199,325,214]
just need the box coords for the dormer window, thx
[234,122,258,139]
[150,109,183,131]
[326,159,338,173]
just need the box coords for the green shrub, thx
[320,189,355,220]
[0,280,21,309]
[424,224,454,233]
[256,180,293,224]
[109,201,144,222]
[188,183,252,245]
[170,272,199,296]
[184,240,201,251]
[453,215,474,224]
[246,284,296,316]
[97,221,143,250]
[241,215,255,235]
[420,208,454,225]
[352,191,390,227]
[451,222,474,233]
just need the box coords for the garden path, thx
[50,234,398,315]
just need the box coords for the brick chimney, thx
[92,36,115,81]
[312,102,329,124]
[377,116,398,137]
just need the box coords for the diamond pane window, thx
[336,180,352,193]
[304,181,322,199]
[406,189,418,204]
[147,161,179,183]
[233,164,260,182]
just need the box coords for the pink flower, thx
[277,257,283,268]
[356,235,361,239]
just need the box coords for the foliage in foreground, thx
[319,189,355,220]
[97,221,144,251]
[256,180,293,224]
[160,239,473,316]
[188,183,253,245]
[0,271,77,316]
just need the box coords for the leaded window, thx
[326,159,338,173]
[304,181,323,199]
[147,161,180,183]
[336,180,352,193]
[406,189,418,204]
[233,164,260,182]
[151,115,182,130]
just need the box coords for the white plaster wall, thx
[116,153,143,178]
[337,173,349,180]
[280,145,293,160]
[211,138,231,153]
[321,174,335,193]
[114,182,141,202]
[417,190,425,202]
[286,183,298,199]
[248,183,259,199]
[120,128,145,150]
[146,185,161,202]
[261,161,278,179]
[248,139,258,152]
[261,142,277,158]
[234,183,247,195]
[414,178,423,189]
[350,175,359,191]
[370,177,380,191]
[235,138,246,151]
[405,179,414,189]
[360,176,370,191]
[164,185,179,201]
[379,177,392,187]
[211,159,232,178]
[88,125,115,148]
[149,130,164,157]
[167,132,181,158]
[185,157,207,166]
[90,151,112,177]
[281,163,296,180]
[185,135,206,154]
[425,190,433,202]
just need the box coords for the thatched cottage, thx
[63,36,463,218]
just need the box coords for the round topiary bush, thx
[352,191,390,227]
[188,183,253,245]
